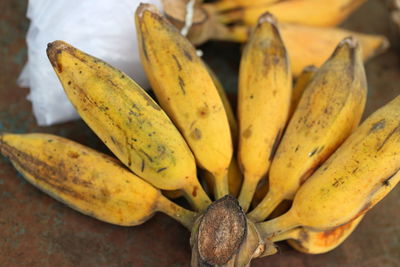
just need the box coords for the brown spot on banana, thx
[178,76,186,94]
[191,128,202,140]
[242,126,252,139]
[67,151,80,159]
[172,54,182,71]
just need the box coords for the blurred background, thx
[0,0,399,266]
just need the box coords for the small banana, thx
[136,4,233,199]
[0,133,196,229]
[271,215,364,254]
[46,41,211,211]
[249,37,367,222]
[289,65,317,117]
[257,95,400,237]
[213,0,279,12]
[206,65,243,197]
[221,23,389,76]
[237,13,291,211]
[217,0,367,27]
[207,65,238,145]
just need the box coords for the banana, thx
[257,95,400,237]
[0,133,196,229]
[136,4,233,199]
[289,65,317,117]
[217,0,367,27]
[207,65,238,145]
[213,0,279,12]
[237,13,291,211]
[271,215,364,254]
[206,65,243,197]
[46,41,211,211]
[221,23,389,76]
[249,37,367,222]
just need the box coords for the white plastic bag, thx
[18,0,162,126]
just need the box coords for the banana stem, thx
[182,181,212,211]
[269,227,300,242]
[248,190,282,222]
[156,196,198,230]
[256,211,300,239]
[213,171,229,199]
[237,174,259,212]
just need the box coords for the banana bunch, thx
[162,0,389,76]
[1,4,399,267]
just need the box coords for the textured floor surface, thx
[0,0,399,266]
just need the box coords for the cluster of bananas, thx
[1,3,399,266]
[162,0,389,76]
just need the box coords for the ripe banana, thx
[221,23,389,76]
[249,37,367,222]
[206,65,243,197]
[0,133,196,229]
[258,95,400,237]
[271,215,364,254]
[216,0,367,27]
[289,65,317,117]
[46,40,211,211]
[213,0,279,12]
[207,65,238,145]
[237,13,291,211]
[136,4,233,199]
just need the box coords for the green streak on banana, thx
[0,133,197,229]
[136,4,232,199]
[257,96,400,237]
[237,13,291,211]
[46,41,211,211]
[270,215,364,254]
[249,37,367,222]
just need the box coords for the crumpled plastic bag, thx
[18,0,162,126]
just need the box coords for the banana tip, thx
[303,65,317,73]
[257,12,277,26]
[136,3,159,19]
[46,40,70,72]
[338,36,359,49]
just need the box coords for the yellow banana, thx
[257,95,400,237]
[46,41,211,211]
[249,37,367,222]
[271,215,364,254]
[205,65,243,197]
[136,4,232,199]
[0,133,196,229]
[213,0,279,12]
[237,13,291,211]
[289,65,317,117]
[217,0,367,27]
[207,65,238,145]
[221,23,389,76]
